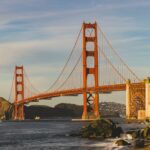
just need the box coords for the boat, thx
[34,116,40,120]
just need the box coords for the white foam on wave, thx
[87,138,133,150]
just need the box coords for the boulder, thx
[135,138,145,148]
[115,139,131,146]
[80,119,123,139]
[120,133,133,140]
[133,126,150,139]
[123,126,150,148]
[112,126,123,137]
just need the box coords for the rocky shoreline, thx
[1,97,150,148]
[70,119,150,149]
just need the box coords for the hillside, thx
[0,97,13,120]
[25,103,82,119]
[25,102,125,119]
[0,97,126,120]
[100,102,125,117]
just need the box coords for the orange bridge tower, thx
[14,66,25,120]
[82,22,100,120]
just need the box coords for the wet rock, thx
[120,133,133,140]
[115,139,131,146]
[122,126,150,148]
[132,126,150,148]
[80,119,122,139]
[135,126,150,139]
[143,127,150,138]
[112,126,123,137]
[135,138,145,148]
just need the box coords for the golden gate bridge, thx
[8,22,150,120]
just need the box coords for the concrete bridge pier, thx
[126,78,150,120]
[145,77,150,119]
[126,79,145,120]
[126,79,131,119]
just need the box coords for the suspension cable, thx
[45,26,83,92]
[97,24,141,81]
[24,69,40,94]
[8,70,15,102]
[99,46,126,82]
[56,55,82,91]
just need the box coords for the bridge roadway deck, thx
[16,83,144,105]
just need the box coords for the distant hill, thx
[25,103,82,119]
[25,102,125,119]
[0,97,126,120]
[0,97,13,120]
[100,102,125,117]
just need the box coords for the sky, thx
[0,0,150,106]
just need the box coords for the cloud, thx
[96,0,150,11]
[110,36,149,45]
[24,64,63,90]
[0,31,81,65]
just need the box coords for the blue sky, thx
[0,0,150,105]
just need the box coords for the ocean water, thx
[0,119,134,150]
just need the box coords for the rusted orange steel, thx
[16,84,124,104]
[82,22,100,119]
[16,83,144,106]
[14,66,25,120]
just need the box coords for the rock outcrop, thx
[116,123,150,148]
[0,97,13,120]
[79,119,123,139]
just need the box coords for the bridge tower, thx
[14,66,25,120]
[82,22,100,120]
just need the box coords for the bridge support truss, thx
[126,78,150,120]
[14,66,25,120]
[82,22,100,120]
